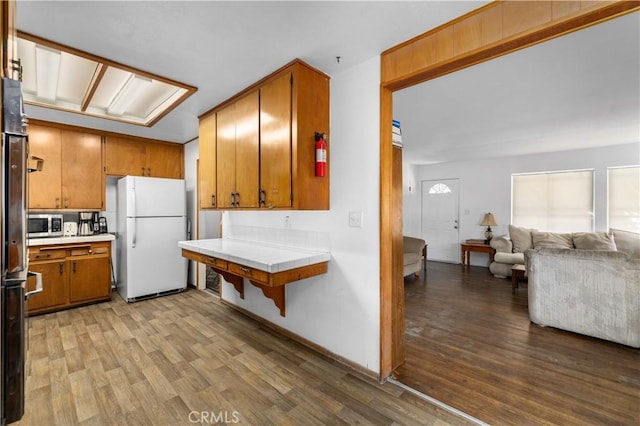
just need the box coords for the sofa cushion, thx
[532,231,573,249]
[404,253,421,267]
[494,252,525,264]
[509,225,536,253]
[610,228,640,259]
[572,232,617,251]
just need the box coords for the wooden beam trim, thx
[81,63,107,112]
[381,1,640,88]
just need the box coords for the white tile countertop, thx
[178,239,331,273]
[28,233,116,246]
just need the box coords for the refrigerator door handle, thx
[25,271,43,298]
[132,218,136,248]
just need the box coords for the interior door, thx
[421,178,459,262]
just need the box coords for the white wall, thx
[403,142,639,266]
[209,56,382,373]
[183,140,199,286]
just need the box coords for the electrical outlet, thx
[348,211,363,228]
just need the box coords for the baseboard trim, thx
[218,297,378,381]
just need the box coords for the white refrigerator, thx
[117,176,187,302]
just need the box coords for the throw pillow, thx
[532,231,573,249]
[572,232,617,251]
[509,225,536,253]
[610,228,640,259]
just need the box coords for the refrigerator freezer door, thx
[125,176,186,218]
[119,216,187,300]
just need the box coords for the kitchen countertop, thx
[178,239,330,273]
[28,233,116,246]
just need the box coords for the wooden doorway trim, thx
[378,0,640,379]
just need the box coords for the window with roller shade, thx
[512,170,594,232]
[608,166,640,233]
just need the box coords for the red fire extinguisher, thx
[314,132,327,177]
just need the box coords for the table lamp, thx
[481,213,497,244]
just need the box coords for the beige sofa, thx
[526,248,640,348]
[403,236,426,278]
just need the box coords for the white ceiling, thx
[16,2,639,165]
[395,10,640,165]
[16,0,485,143]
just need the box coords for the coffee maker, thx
[78,212,95,236]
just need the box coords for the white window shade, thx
[512,170,594,232]
[608,166,640,232]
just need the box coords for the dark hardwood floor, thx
[396,261,640,425]
[18,288,473,426]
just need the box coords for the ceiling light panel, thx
[56,53,99,104]
[35,45,61,102]
[17,32,197,127]
[126,80,178,119]
[88,66,132,110]
[107,74,153,116]
[17,38,36,95]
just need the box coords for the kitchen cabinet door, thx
[105,136,147,176]
[28,124,62,209]
[61,130,103,209]
[216,103,237,208]
[69,256,111,303]
[145,141,183,179]
[260,72,292,208]
[26,261,68,313]
[234,91,260,208]
[199,113,217,208]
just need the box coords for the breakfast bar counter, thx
[179,238,330,316]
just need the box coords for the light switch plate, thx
[348,211,363,228]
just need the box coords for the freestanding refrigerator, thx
[117,176,187,302]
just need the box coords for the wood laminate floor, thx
[18,289,472,426]
[397,261,640,426]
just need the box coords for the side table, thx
[460,239,495,268]
[511,264,527,294]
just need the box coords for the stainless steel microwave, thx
[27,214,63,238]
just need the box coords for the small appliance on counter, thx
[98,217,108,234]
[27,213,63,238]
[63,221,78,237]
[78,212,95,236]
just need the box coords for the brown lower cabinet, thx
[27,241,112,315]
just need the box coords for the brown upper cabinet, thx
[198,59,329,210]
[105,136,183,179]
[28,124,104,210]
[216,91,260,208]
[198,113,217,208]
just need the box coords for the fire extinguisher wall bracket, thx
[314,132,327,177]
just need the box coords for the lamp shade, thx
[480,213,498,227]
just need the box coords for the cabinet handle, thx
[141,167,145,176]
[55,197,60,208]
[72,261,76,273]
[211,194,216,207]
[147,167,151,176]
[64,198,69,208]
[259,189,266,206]
[59,262,64,275]
[35,253,51,259]
[230,192,235,207]
[235,192,240,207]
[239,266,250,274]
